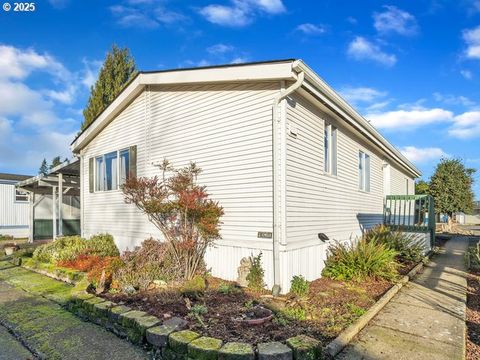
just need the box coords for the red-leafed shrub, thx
[122,160,224,280]
[87,256,123,289]
[58,254,104,272]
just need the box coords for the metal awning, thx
[15,158,81,242]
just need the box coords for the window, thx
[324,122,337,175]
[94,148,132,192]
[359,151,370,192]
[15,189,28,202]
[406,179,409,194]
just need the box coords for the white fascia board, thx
[70,62,296,153]
[295,61,421,178]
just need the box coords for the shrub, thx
[290,275,309,297]
[88,256,123,290]
[87,234,119,258]
[0,234,14,241]
[32,234,119,264]
[246,253,265,291]
[112,238,180,291]
[33,236,86,263]
[322,238,399,281]
[218,282,241,295]
[282,306,307,321]
[121,160,224,280]
[181,275,207,297]
[364,225,424,262]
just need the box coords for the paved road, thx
[337,236,468,360]
[0,262,149,360]
[0,324,33,360]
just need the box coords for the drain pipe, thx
[272,62,305,293]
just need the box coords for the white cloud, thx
[461,69,473,79]
[296,23,326,35]
[347,36,397,67]
[110,3,187,29]
[80,59,102,89]
[207,43,235,54]
[373,5,418,36]
[433,93,476,107]
[340,86,387,104]
[230,57,249,64]
[199,0,286,27]
[366,108,453,130]
[463,26,480,59]
[400,146,448,164]
[449,111,480,138]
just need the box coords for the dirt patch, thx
[466,270,480,360]
[102,275,393,345]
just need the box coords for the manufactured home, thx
[71,59,420,292]
[0,173,31,238]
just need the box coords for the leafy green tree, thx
[50,156,62,170]
[82,45,137,130]
[415,179,430,195]
[39,158,49,176]
[429,158,476,216]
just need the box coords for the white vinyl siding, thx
[80,82,278,285]
[390,165,414,195]
[0,182,29,230]
[286,93,385,251]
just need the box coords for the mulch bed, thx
[466,270,480,360]
[102,275,393,345]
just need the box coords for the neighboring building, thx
[70,59,420,292]
[0,173,31,238]
[16,159,81,241]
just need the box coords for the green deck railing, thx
[384,195,436,245]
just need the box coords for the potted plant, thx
[3,243,19,256]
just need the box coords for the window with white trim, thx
[15,189,28,202]
[95,148,131,192]
[358,151,370,192]
[324,122,337,175]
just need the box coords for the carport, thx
[16,158,81,242]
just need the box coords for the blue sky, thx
[1,0,480,197]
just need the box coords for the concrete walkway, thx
[0,262,149,360]
[337,236,468,360]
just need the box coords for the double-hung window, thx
[15,189,28,202]
[324,122,337,175]
[94,147,133,192]
[358,151,370,192]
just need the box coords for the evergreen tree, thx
[50,156,62,170]
[429,158,476,217]
[82,45,137,130]
[39,158,49,176]
[415,179,430,195]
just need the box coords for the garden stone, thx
[147,317,188,348]
[218,342,255,360]
[123,284,136,294]
[82,296,106,314]
[286,335,322,360]
[188,336,223,360]
[92,300,115,326]
[108,304,131,323]
[169,330,200,354]
[257,342,293,360]
[163,316,188,330]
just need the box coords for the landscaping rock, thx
[218,342,255,360]
[169,330,201,354]
[91,300,115,326]
[257,342,293,360]
[108,304,131,323]
[164,316,188,329]
[286,335,322,360]
[82,296,105,313]
[188,336,223,360]
[147,317,188,348]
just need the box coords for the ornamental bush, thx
[322,238,398,281]
[290,275,310,297]
[364,225,424,262]
[32,234,119,264]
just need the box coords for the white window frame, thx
[94,147,131,193]
[359,151,371,192]
[324,122,337,176]
[15,189,29,202]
